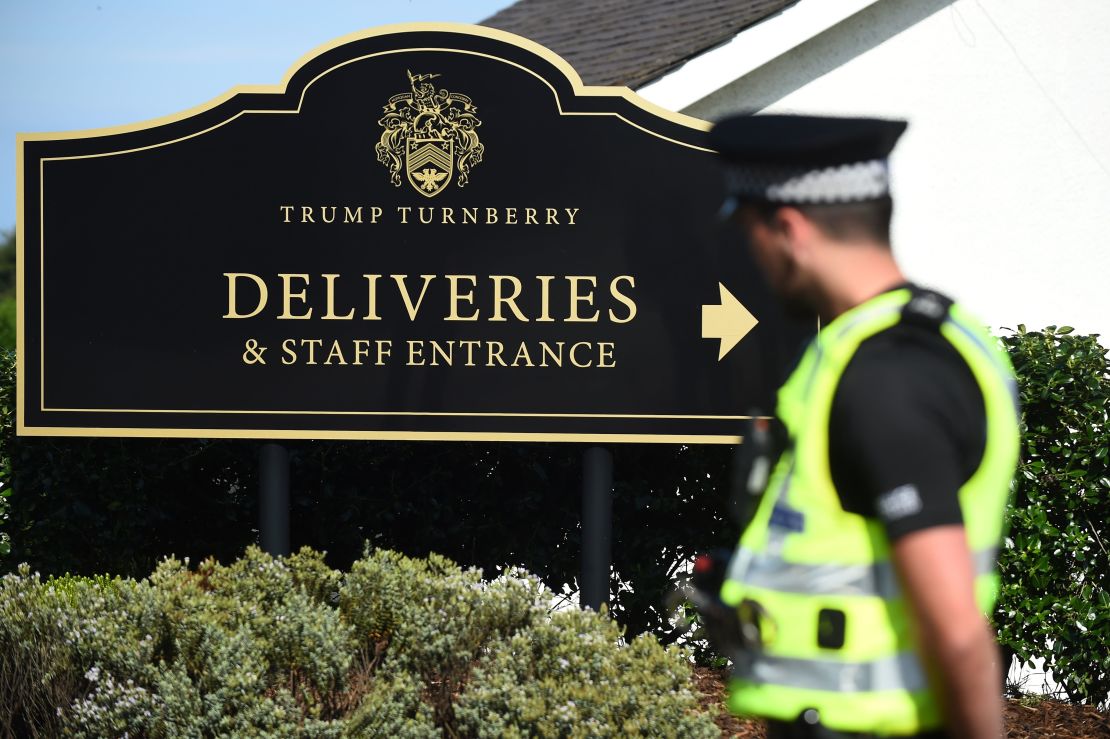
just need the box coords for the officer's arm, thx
[892,525,1002,739]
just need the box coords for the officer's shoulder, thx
[854,320,962,370]
[846,287,970,382]
[860,286,959,356]
[843,304,980,421]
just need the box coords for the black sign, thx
[17,25,809,443]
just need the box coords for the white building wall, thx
[655,0,1110,340]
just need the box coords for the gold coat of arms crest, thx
[376,71,485,197]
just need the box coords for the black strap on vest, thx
[899,286,954,332]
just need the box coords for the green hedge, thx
[995,326,1110,706]
[0,350,11,559]
[0,546,717,738]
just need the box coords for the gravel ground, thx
[692,667,1110,738]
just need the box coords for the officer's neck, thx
[813,240,905,322]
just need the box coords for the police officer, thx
[709,115,1020,738]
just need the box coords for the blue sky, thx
[0,0,516,231]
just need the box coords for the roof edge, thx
[637,0,887,112]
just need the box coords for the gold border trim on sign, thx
[16,23,738,444]
[17,426,742,445]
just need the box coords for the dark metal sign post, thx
[581,446,613,611]
[258,443,291,557]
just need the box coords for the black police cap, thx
[709,114,908,206]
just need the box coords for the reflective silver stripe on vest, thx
[734,546,998,598]
[736,649,929,693]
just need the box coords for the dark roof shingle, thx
[482,0,799,89]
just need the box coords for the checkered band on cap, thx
[725,159,890,204]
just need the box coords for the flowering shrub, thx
[456,607,718,738]
[0,546,716,737]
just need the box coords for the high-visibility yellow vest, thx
[720,288,1020,734]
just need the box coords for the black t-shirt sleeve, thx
[828,328,986,541]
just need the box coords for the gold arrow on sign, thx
[702,283,759,360]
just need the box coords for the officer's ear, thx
[771,206,819,264]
